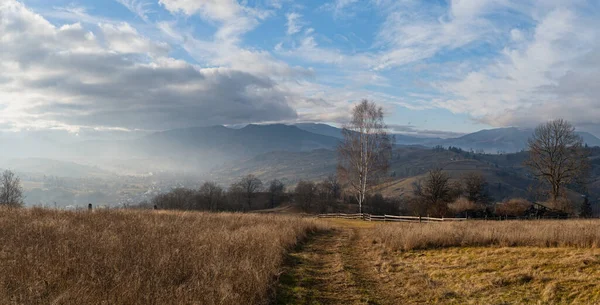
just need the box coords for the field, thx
[0,208,328,305]
[276,219,600,305]
[2,208,600,305]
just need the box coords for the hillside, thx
[209,145,600,202]
[297,124,600,153]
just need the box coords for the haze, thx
[1,0,599,207]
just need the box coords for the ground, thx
[274,219,600,305]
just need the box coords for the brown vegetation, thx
[495,198,532,216]
[367,220,600,251]
[0,207,328,305]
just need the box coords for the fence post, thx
[88,203,92,211]
[419,216,422,223]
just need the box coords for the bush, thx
[448,197,482,217]
[495,198,532,217]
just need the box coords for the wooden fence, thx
[317,213,467,223]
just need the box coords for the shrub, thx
[495,198,532,217]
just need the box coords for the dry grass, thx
[359,245,600,304]
[354,220,600,304]
[0,207,328,305]
[369,220,600,251]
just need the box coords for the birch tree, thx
[526,119,589,202]
[0,170,24,207]
[338,100,392,214]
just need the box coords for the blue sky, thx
[2,0,600,138]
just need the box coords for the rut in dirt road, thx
[273,227,380,305]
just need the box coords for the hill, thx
[296,124,600,153]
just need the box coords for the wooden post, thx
[88,203,92,211]
[419,216,422,223]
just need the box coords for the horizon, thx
[1,0,599,140]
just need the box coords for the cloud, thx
[285,12,302,35]
[0,1,297,131]
[321,0,359,19]
[100,23,169,56]
[114,0,153,22]
[389,124,465,139]
[437,6,600,130]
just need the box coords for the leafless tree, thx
[461,172,493,205]
[0,170,24,207]
[525,119,589,202]
[338,100,393,214]
[152,187,195,210]
[267,179,285,208]
[412,169,455,216]
[316,175,342,213]
[232,175,263,210]
[198,182,224,211]
[295,180,317,212]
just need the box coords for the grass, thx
[354,220,600,304]
[368,220,600,251]
[0,207,328,305]
[357,245,600,304]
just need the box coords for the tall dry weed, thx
[0,207,327,305]
[369,220,600,251]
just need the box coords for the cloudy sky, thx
[1,0,599,138]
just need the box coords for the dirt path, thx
[273,225,381,305]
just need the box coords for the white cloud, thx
[437,7,600,129]
[285,12,302,35]
[100,23,169,56]
[114,0,153,21]
[0,0,297,131]
[321,0,359,19]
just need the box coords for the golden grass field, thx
[276,219,600,305]
[0,207,328,305]
[2,208,600,305]
[359,220,600,304]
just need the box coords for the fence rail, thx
[317,213,467,223]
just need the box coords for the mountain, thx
[121,124,340,173]
[296,124,600,152]
[142,124,339,156]
[438,128,600,153]
[579,132,600,147]
[294,123,344,139]
[294,123,438,145]
[437,127,530,153]
[0,158,111,178]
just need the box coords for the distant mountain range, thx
[1,123,599,178]
[294,124,600,153]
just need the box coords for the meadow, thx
[359,220,600,304]
[3,207,600,305]
[276,219,600,304]
[0,207,328,305]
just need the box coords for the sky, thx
[1,0,600,138]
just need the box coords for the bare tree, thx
[316,175,342,213]
[526,119,589,202]
[338,100,393,214]
[267,179,285,208]
[232,175,263,210]
[0,170,24,207]
[152,187,195,210]
[198,182,224,211]
[412,169,455,217]
[295,180,317,212]
[461,172,493,205]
